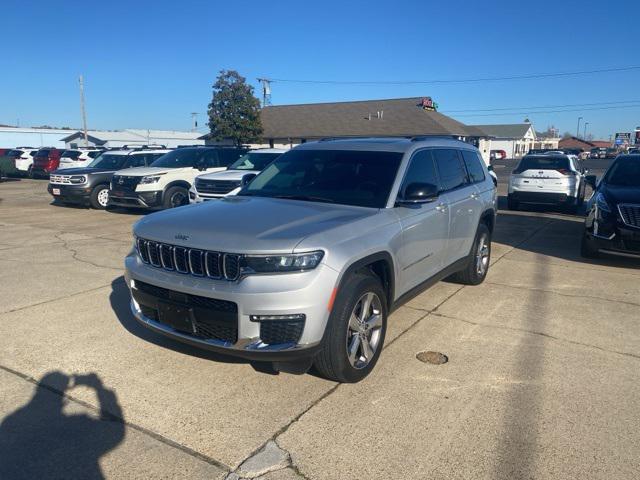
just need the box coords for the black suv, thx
[582,154,640,258]
[47,148,170,209]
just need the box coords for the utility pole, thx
[190,112,199,132]
[79,75,89,147]
[576,117,583,138]
[257,78,272,107]
[584,122,589,141]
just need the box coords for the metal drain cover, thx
[416,351,448,365]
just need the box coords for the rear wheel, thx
[163,186,189,209]
[450,223,491,285]
[580,232,599,258]
[314,273,387,383]
[90,185,110,209]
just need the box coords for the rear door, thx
[434,149,480,265]
[394,149,450,292]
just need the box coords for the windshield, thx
[87,153,128,170]
[150,148,214,168]
[238,149,403,208]
[6,149,23,157]
[604,157,640,187]
[229,152,282,171]
[516,156,570,172]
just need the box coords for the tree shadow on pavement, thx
[0,371,124,480]
[109,277,278,374]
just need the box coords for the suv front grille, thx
[111,175,141,192]
[619,204,640,228]
[132,280,238,343]
[195,179,241,195]
[136,237,243,281]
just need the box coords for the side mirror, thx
[194,160,206,171]
[487,164,494,172]
[398,182,438,205]
[241,173,257,186]
[585,175,597,189]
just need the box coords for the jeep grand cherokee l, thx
[125,138,497,382]
[581,154,640,258]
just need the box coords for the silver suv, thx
[125,138,497,382]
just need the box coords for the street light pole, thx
[584,122,589,140]
[576,117,583,138]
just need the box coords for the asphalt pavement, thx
[0,175,638,479]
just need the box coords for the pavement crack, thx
[0,363,232,473]
[54,232,122,272]
[484,280,640,309]
[432,312,640,360]
[0,281,120,315]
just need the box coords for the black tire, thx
[580,232,599,258]
[89,184,110,209]
[314,273,388,383]
[507,195,519,211]
[450,223,492,286]
[163,186,189,209]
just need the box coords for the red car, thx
[31,148,63,178]
[490,149,507,160]
[0,148,10,156]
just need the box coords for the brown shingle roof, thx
[259,97,474,139]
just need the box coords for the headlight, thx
[69,175,86,184]
[140,175,162,184]
[595,192,611,213]
[242,251,324,273]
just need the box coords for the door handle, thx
[469,192,479,199]
[436,203,448,213]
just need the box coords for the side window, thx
[433,149,467,192]
[202,149,221,167]
[221,149,245,167]
[399,150,439,197]
[144,153,163,165]
[128,155,146,168]
[461,150,486,184]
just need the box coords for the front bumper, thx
[124,252,337,360]
[585,211,640,257]
[108,188,163,209]
[48,183,92,204]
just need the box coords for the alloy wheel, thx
[171,191,186,207]
[346,292,383,369]
[475,233,490,276]
[97,188,109,207]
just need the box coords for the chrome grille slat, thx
[618,204,640,228]
[136,237,242,281]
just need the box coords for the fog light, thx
[189,191,196,200]
[250,314,306,322]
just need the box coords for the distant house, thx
[61,129,204,148]
[201,96,492,162]
[469,123,537,158]
[558,136,611,151]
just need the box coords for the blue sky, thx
[2,0,639,139]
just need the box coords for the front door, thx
[394,149,450,293]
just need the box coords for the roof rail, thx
[410,135,463,142]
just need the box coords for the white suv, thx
[7,148,38,175]
[189,148,286,203]
[508,153,587,212]
[109,146,247,210]
[58,148,104,170]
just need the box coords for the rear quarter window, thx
[461,150,486,183]
[433,149,468,191]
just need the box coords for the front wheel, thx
[90,185,110,209]
[314,273,387,383]
[450,223,492,285]
[163,186,189,209]
[580,232,599,258]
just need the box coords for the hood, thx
[51,167,114,175]
[196,169,258,182]
[134,196,379,254]
[602,184,640,205]
[116,166,174,176]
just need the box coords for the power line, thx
[452,103,640,118]
[265,65,640,85]
[443,99,640,113]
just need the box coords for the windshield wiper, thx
[273,194,335,203]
